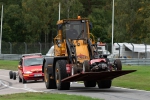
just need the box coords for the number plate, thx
[34,74,42,77]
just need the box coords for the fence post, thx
[39,42,41,53]
[143,42,147,58]
[117,43,120,58]
[131,43,134,58]
[8,42,12,54]
[24,42,27,54]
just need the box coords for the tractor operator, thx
[68,24,78,39]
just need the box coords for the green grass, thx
[0,60,18,71]
[0,92,101,100]
[112,65,150,91]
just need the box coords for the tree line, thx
[0,0,150,44]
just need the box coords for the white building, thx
[113,43,150,58]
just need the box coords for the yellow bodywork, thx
[53,18,95,63]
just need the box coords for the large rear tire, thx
[9,71,13,79]
[83,60,96,87]
[114,59,122,70]
[44,62,56,89]
[55,60,70,90]
[97,80,112,88]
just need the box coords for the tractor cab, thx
[57,16,90,40]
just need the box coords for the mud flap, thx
[61,70,136,82]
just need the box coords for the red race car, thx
[17,53,44,84]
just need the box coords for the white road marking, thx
[0,80,41,92]
[113,86,150,93]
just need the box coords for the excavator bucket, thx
[61,70,136,82]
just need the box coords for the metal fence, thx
[1,54,150,65]
[1,42,53,55]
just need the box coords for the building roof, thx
[114,43,150,53]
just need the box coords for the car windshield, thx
[24,57,43,66]
[62,20,87,39]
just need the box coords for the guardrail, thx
[1,54,150,65]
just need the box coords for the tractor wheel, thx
[9,71,13,79]
[19,76,22,83]
[55,60,70,90]
[97,80,112,88]
[83,60,96,87]
[44,62,56,89]
[22,78,26,84]
[114,59,122,70]
[13,72,16,80]
[84,81,96,87]
[82,60,90,72]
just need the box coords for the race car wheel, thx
[44,62,56,89]
[82,60,90,72]
[13,72,16,80]
[97,80,112,88]
[22,78,26,84]
[114,59,122,70]
[55,60,70,90]
[71,66,78,76]
[9,71,13,79]
[84,81,96,87]
[19,76,22,82]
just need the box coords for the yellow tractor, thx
[42,16,136,90]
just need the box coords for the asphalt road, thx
[0,69,150,100]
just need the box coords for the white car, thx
[46,45,54,56]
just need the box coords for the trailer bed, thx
[61,70,136,82]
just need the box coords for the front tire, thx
[55,60,70,90]
[44,62,56,89]
[19,76,22,83]
[22,77,26,84]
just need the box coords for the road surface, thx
[0,69,150,100]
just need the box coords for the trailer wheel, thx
[13,72,16,80]
[84,81,96,87]
[44,62,56,89]
[114,59,122,70]
[55,60,70,90]
[9,71,13,79]
[97,80,112,88]
[19,76,22,82]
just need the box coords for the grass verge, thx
[0,60,18,71]
[0,92,101,100]
[112,65,150,91]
